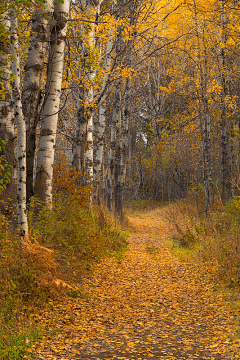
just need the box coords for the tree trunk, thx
[193,0,213,212]
[22,0,52,203]
[115,90,123,215]
[35,0,70,206]
[121,79,130,206]
[10,12,28,241]
[72,89,88,181]
[72,0,102,184]
[220,0,231,203]
[85,113,94,182]
[0,11,15,184]
[107,86,119,211]
[95,33,113,179]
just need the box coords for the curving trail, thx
[35,212,240,360]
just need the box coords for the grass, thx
[161,192,240,287]
[124,199,162,216]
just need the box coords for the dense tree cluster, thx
[1,0,240,237]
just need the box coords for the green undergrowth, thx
[0,159,128,359]
[0,325,42,360]
[162,193,240,287]
[29,195,128,281]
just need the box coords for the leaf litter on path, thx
[32,213,240,360]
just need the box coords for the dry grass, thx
[124,199,162,215]
[161,193,240,287]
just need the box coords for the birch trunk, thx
[121,79,129,205]
[10,12,28,240]
[35,0,70,206]
[22,0,52,203]
[85,113,94,182]
[72,0,103,184]
[95,34,113,179]
[107,86,119,211]
[84,0,102,182]
[0,12,15,180]
[115,91,123,215]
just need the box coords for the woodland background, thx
[2,0,240,225]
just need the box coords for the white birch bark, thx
[71,27,86,177]
[95,34,113,180]
[0,11,15,180]
[72,1,103,183]
[85,113,94,181]
[10,12,28,240]
[84,0,103,182]
[22,0,52,202]
[35,0,70,206]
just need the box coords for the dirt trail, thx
[35,212,240,360]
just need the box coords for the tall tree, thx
[0,11,15,182]
[35,0,70,206]
[10,9,28,242]
[22,0,52,203]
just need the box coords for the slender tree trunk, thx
[95,34,113,179]
[72,94,88,180]
[72,1,102,184]
[115,90,123,214]
[95,99,106,178]
[0,11,15,182]
[22,0,52,203]
[193,0,213,211]
[107,86,119,211]
[35,0,70,206]
[10,12,28,241]
[121,79,130,205]
[85,113,94,182]
[84,1,102,183]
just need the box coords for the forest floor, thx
[33,209,240,360]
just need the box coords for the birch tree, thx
[0,11,15,181]
[10,10,28,241]
[95,32,113,180]
[71,0,103,184]
[35,0,70,206]
[22,0,52,203]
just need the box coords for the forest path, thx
[35,211,240,360]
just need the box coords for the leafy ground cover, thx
[28,209,240,360]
